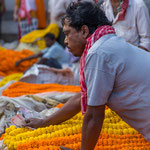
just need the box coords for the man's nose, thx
[64,37,68,45]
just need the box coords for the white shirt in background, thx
[48,0,76,27]
[103,0,150,51]
[48,0,95,27]
[48,0,59,25]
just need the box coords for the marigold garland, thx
[3,109,150,150]
[0,46,6,51]
[0,73,23,87]
[0,50,37,76]
[2,82,81,97]
[55,103,64,108]
[20,23,59,45]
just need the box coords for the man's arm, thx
[81,105,105,150]
[26,92,81,128]
[16,52,43,67]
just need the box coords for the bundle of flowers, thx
[0,73,23,87]
[0,46,6,51]
[2,82,81,97]
[0,50,37,76]
[20,23,60,49]
[3,108,150,150]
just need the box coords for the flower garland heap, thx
[2,82,81,97]
[0,73,23,87]
[3,108,150,150]
[20,23,60,49]
[20,23,60,44]
[0,50,37,76]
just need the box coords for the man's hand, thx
[60,146,72,150]
[25,118,45,128]
[15,60,22,67]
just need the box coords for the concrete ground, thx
[1,11,18,42]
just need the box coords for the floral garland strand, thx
[3,108,150,150]
[0,73,23,87]
[0,49,37,76]
[2,82,81,97]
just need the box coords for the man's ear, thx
[81,25,90,39]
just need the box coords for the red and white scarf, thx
[18,0,36,25]
[79,25,115,114]
[116,0,129,22]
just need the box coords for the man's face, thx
[44,37,54,47]
[63,19,87,57]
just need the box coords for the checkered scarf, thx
[79,25,115,114]
[116,0,129,22]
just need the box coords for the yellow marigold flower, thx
[108,128,113,134]
[123,129,129,134]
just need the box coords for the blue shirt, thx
[42,42,69,64]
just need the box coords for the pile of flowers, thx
[3,108,150,150]
[0,73,23,87]
[20,23,60,49]
[0,50,37,76]
[2,82,81,97]
[0,46,6,51]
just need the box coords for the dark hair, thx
[44,33,55,40]
[62,2,112,34]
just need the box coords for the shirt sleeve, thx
[54,0,67,20]
[42,45,61,59]
[84,52,116,106]
[136,3,150,51]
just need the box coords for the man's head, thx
[62,2,111,57]
[44,33,56,47]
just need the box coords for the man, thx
[102,0,150,51]
[26,2,150,150]
[16,33,69,69]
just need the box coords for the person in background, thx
[35,0,47,29]
[50,48,81,86]
[48,0,65,47]
[47,0,58,25]
[25,2,150,149]
[102,0,150,51]
[16,33,69,69]
[0,0,5,39]
[13,0,38,39]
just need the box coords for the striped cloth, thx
[79,25,115,114]
[116,0,129,22]
[18,18,38,38]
